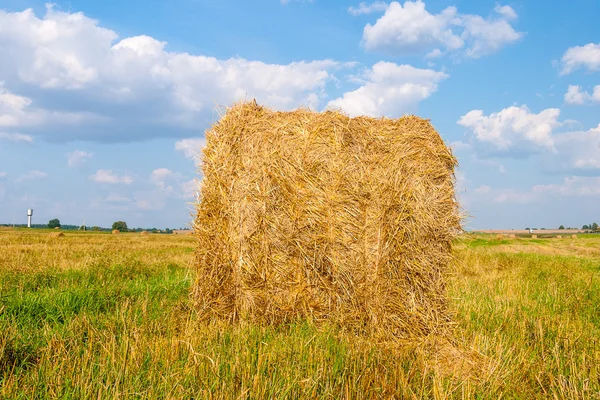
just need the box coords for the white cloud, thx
[151,168,173,182]
[16,170,48,182]
[181,179,198,200]
[175,138,206,161]
[550,124,600,173]
[67,150,93,167]
[348,2,388,16]
[493,4,517,21]
[0,82,101,134]
[327,62,448,117]
[474,185,492,194]
[150,168,196,199]
[90,169,133,184]
[533,176,600,197]
[361,1,522,58]
[561,43,600,75]
[425,48,442,59]
[0,171,6,178]
[460,13,522,58]
[564,85,600,105]
[492,189,535,204]
[458,105,560,154]
[0,132,33,142]
[104,194,132,203]
[0,6,350,142]
[150,168,175,192]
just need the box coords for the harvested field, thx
[1,230,600,398]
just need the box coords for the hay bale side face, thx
[112,230,120,235]
[194,102,460,340]
[49,232,64,238]
[140,231,149,236]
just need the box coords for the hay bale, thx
[509,234,516,238]
[572,234,577,239]
[54,227,61,230]
[532,235,538,239]
[193,102,460,340]
[112,230,120,235]
[140,231,149,236]
[49,232,64,238]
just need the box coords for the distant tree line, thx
[2,218,182,234]
[525,223,600,232]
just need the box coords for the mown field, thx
[1,229,599,399]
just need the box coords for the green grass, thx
[1,229,600,398]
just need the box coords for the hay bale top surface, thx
[54,227,61,230]
[140,231,149,235]
[49,232,64,238]
[112,230,120,235]
[194,102,460,341]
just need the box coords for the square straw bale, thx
[193,102,461,340]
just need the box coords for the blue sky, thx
[0,0,599,229]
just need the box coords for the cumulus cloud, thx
[16,170,48,182]
[472,176,600,206]
[150,168,196,199]
[561,43,600,75]
[90,169,133,184]
[0,82,102,138]
[175,138,206,161]
[458,105,560,154]
[493,4,518,20]
[564,85,600,105]
[361,1,522,58]
[549,124,600,173]
[348,2,388,16]
[0,6,349,142]
[327,62,448,117]
[533,176,600,197]
[67,150,93,167]
[458,104,600,174]
[181,179,198,200]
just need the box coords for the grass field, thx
[1,229,599,399]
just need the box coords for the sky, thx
[0,0,599,230]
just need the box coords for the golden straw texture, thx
[193,102,460,340]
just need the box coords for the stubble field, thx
[1,229,599,399]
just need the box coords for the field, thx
[1,229,599,399]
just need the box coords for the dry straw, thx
[193,102,461,341]
[140,231,149,236]
[49,232,64,238]
[112,230,120,235]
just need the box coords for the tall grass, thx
[1,230,599,398]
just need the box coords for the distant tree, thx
[48,219,61,229]
[525,227,530,230]
[583,224,589,230]
[592,223,599,232]
[559,225,565,230]
[91,226,101,231]
[165,228,172,234]
[112,221,128,232]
